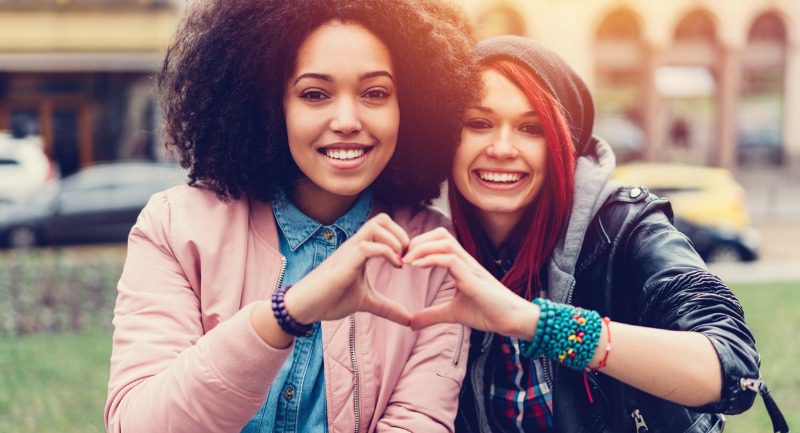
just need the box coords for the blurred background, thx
[0,0,797,432]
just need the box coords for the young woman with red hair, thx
[404,36,786,433]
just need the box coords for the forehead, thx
[293,20,394,75]
[479,69,534,113]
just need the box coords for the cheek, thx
[451,147,474,192]
[376,104,401,142]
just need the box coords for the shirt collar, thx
[272,189,373,251]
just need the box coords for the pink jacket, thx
[105,185,469,433]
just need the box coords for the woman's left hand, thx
[403,228,538,339]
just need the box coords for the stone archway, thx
[474,4,526,40]
[593,8,647,163]
[659,9,721,165]
[737,12,788,166]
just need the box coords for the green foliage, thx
[725,282,799,433]
[0,248,124,336]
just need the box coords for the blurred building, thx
[457,0,800,170]
[0,0,182,177]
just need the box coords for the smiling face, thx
[452,68,548,243]
[284,20,399,220]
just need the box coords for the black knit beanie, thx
[475,35,595,156]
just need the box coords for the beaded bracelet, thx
[519,298,602,372]
[584,316,612,404]
[271,284,314,337]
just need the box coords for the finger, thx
[403,238,458,264]
[409,253,483,293]
[409,303,455,330]
[371,213,410,251]
[369,225,404,257]
[406,227,452,254]
[362,291,412,326]
[361,241,403,267]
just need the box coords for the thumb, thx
[409,303,454,330]
[362,291,412,326]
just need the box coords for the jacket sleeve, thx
[104,192,293,433]
[377,267,471,433]
[625,209,760,414]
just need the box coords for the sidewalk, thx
[710,260,800,285]
[735,164,800,225]
[713,164,800,284]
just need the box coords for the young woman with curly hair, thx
[104,1,479,432]
[404,36,786,433]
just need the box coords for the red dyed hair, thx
[449,59,576,300]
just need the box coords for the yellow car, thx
[612,163,760,262]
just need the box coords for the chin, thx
[467,196,524,214]
[324,180,373,198]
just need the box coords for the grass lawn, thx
[725,281,799,433]
[0,331,110,433]
[0,281,796,432]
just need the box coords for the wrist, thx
[282,281,317,325]
[251,301,294,349]
[504,298,540,340]
[273,285,314,336]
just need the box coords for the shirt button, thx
[284,384,295,401]
[630,187,642,198]
[322,229,335,241]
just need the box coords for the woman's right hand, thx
[403,228,539,340]
[283,213,413,326]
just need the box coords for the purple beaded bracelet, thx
[271,284,314,337]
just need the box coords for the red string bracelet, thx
[583,317,612,404]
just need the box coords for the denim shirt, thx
[241,190,373,433]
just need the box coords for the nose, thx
[330,97,362,136]
[485,126,518,159]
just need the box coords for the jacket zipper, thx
[274,257,287,290]
[540,355,554,390]
[472,332,493,433]
[631,409,649,432]
[739,377,763,392]
[349,314,361,433]
[453,325,465,366]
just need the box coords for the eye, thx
[520,123,544,136]
[465,118,492,130]
[300,89,329,101]
[363,88,390,100]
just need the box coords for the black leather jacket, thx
[456,186,762,433]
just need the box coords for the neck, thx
[291,178,359,225]
[475,209,524,250]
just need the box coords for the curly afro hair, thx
[159,0,479,206]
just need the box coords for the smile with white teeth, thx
[324,148,367,160]
[478,170,523,183]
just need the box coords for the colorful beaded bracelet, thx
[519,298,602,372]
[271,284,314,337]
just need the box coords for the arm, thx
[406,220,758,411]
[625,211,759,413]
[105,193,294,433]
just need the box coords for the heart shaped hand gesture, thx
[403,228,538,339]
[284,213,413,326]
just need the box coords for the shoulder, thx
[138,184,252,244]
[595,185,673,235]
[388,205,452,237]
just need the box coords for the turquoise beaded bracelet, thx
[519,298,602,371]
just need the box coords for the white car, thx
[0,132,56,204]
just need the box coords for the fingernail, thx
[398,256,404,265]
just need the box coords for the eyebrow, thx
[293,70,394,86]
[468,106,539,117]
